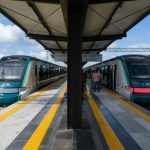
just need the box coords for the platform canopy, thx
[0,0,150,55]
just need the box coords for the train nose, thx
[0,93,20,106]
[0,94,4,106]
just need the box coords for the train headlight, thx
[125,86,134,92]
[19,87,26,95]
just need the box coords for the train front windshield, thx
[125,57,150,87]
[0,60,26,81]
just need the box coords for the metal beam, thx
[0,7,54,53]
[68,0,89,129]
[60,0,68,29]
[83,33,126,42]
[96,8,150,54]
[27,33,67,41]
[99,1,123,35]
[15,0,136,4]
[15,0,60,4]
[27,33,126,41]
[26,0,63,50]
[0,8,27,33]
[46,48,67,52]
[83,49,103,52]
[26,1,52,34]
[125,8,150,34]
[89,0,136,4]
[88,1,124,51]
[46,48,105,52]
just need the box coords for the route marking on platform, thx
[103,87,150,123]
[84,90,125,150]
[23,86,67,150]
[0,81,61,122]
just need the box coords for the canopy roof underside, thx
[0,0,150,55]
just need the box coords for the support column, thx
[68,0,88,129]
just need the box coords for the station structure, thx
[0,1,150,149]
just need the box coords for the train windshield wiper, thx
[1,68,5,80]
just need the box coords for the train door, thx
[113,64,117,91]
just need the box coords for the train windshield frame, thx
[125,56,150,80]
[0,58,27,81]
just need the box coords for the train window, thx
[51,67,54,77]
[55,67,58,76]
[39,65,43,81]
[35,65,37,77]
[54,67,56,77]
[103,66,107,81]
[100,67,104,75]
[58,67,60,75]
[43,65,48,80]
[46,66,48,79]
[126,61,150,79]
[0,60,26,81]
[48,66,50,78]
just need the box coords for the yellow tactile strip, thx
[103,87,150,123]
[0,81,64,122]
[84,90,125,150]
[23,86,67,150]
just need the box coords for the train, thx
[0,55,67,106]
[85,55,150,105]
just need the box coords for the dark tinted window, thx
[126,58,150,79]
[0,60,26,81]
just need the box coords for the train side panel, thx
[85,55,150,105]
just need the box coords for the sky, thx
[0,13,150,67]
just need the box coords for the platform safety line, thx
[23,86,67,150]
[84,90,125,150]
[0,83,57,122]
[103,87,150,123]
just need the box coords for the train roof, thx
[85,54,149,69]
[0,55,65,67]
[104,54,148,62]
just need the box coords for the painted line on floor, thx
[0,81,63,122]
[84,90,125,150]
[103,87,150,123]
[23,86,67,150]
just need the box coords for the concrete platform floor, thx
[0,78,66,150]
[51,103,96,150]
[1,80,150,150]
[89,86,150,150]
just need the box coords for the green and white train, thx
[0,55,66,106]
[86,55,150,105]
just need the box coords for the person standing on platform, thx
[92,69,102,91]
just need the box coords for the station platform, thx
[0,78,67,150]
[85,85,150,150]
[0,80,150,150]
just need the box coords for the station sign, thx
[52,54,102,62]
[52,54,67,62]
[82,54,102,62]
